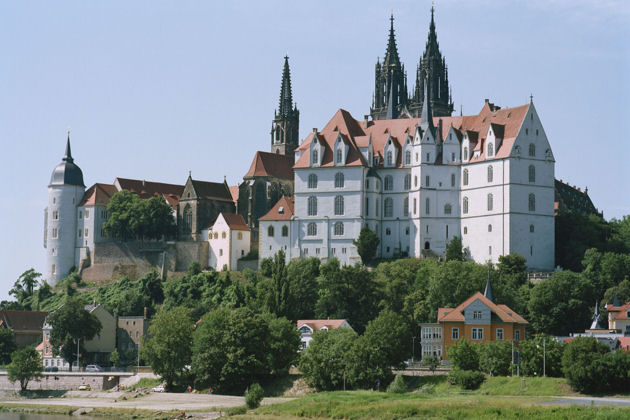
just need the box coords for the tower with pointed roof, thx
[409,7,453,118]
[371,14,408,121]
[45,134,86,285]
[271,56,300,159]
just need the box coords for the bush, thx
[299,328,357,391]
[386,374,407,394]
[245,383,265,409]
[478,341,512,376]
[448,369,486,390]
[520,335,565,377]
[447,340,479,371]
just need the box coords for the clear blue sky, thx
[1,0,628,299]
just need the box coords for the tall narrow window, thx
[376,198,379,216]
[451,173,455,187]
[413,198,417,215]
[404,174,411,190]
[365,198,369,216]
[334,222,344,236]
[308,196,317,216]
[308,174,317,188]
[444,204,452,215]
[463,147,468,161]
[463,169,469,186]
[487,165,493,182]
[414,175,418,187]
[335,172,344,188]
[403,197,409,216]
[281,225,288,237]
[384,198,393,217]
[529,143,536,157]
[487,193,493,211]
[405,150,411,165]
[307,223,317,236]
[336,148,342,164]
[268,226,275,237]
[528,165,535,183]
[425,198,430,215]
[425,175,430,187]
[183,205,192,234]
[487,142,494,157]
[528,194,536,211]
[312,150,318,164]
[463,197,469,214]
[384,175,393,191]
[334,196,344,215]
[387,151,393,166]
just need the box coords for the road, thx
[538,396,630,407]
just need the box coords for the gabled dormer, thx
[383,135,398,167]
[463,130,479,161]
[309,130,323,167]
[512,101,555,163]
[486,123,504,159]
[441,125,461,164]
[419,127,437,164]
[413,125,422,145]
[334,133,348,166]
[403,134,413,166]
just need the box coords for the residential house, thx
[297,319,354,349]
[118,310,150,360]
[206,212,251,270]
[606,299,630,335]
[0,310,48,348]
[259,196,294,263]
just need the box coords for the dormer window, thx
[487,142,494,157]
[405,151,411,165]
[387,151,393,166]
[463,147,468,161]
[336,149,342,164]
[312,150,318,164]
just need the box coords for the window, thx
[85,209,89,219]
[444,204,452,215]
[452,328,459,340]
[426,152,430,161]
[487,165,493,182]
[365,198,369,216]
[425,175,430,187]
[529,143,535,157]
[404,174,411,190]
[403,197,409,216]
[308,196,317,215]
[366,179,370,189]
[487,142,494,157]
[451,152,456,161]
[463,169,469,186]
[336,148,342,164]
[385,228,391,235]
[183,205,192,234]
[487,224,492,233]
[473,310,482,320]
[335,172,344,188]
[52,197,56,204]
[413,198,417,215]
[222,231,226,239]
[219,249,223,256]
[79,211,83,219]
[78,229,82,238]
[214,232,218,239]
[415,152,419,162]
[307,223,317,236]
[528,165,535,183]
[51,228,58,239]
[463,147,468,161]
[308,174,318,188]
[472,328,484,340]
[414,175,418,187]
[528,194,536,211]
[405,150,411,165]
[487,193,493,211]
[84,228,88,238]
[489,246,492,255]
[334,196,344,215]
[496,328,504,340]
[463,197,469,214]
[334,222,344,236]
[464,227,468,234]
[384,198,393,217]
[530,224,534,233]
[384,175,393,191]
[281,225,288,237]
[451,173,455,187]
[237,232,243,240]
[52,210,59,221]
[405,227,410,235]
[514,329,521,341]
[425,198,430,215]
[268,226,275,237]
[312,150,318,164]
[51,264,56,275]
[376,198,379,216]
[387,151,393,165]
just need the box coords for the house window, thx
[405,227,410,235]
[487,193,493,211]
[404,174,411,190]
[214,232,218,239]
[496,328,504,340]
[281,225,288,237]
[334,222,344,236]
[237,232,243,240]
[529,143,535,157]
[335,172,344,188]
[451,173,455,187]
[268,226,275,237]
[52,228,58,239]
[444,204,452,215]
[472,328,484,340]
[384,198,393,217]
[376,198,379,216]
[405,150,411,165]
[308,196,317,215]
[487,142,494,157]
[384,175,393,191]
[413,198,417,215]
[464,227,468,234]
[308,174,317,188]
[425,198,430,215]
[221,232,226,239]
[79,211,83,219]
[78,229,82,238]
[365,198,369,216]
[312,150,318,164]
[366,179,370,189]
[426,152,430,161]
[528,194,536,212]
[489,246,492,255]
[452,328,459,340]
[463,197,469,214]
[451,152,455,162]
[51,264,56,275]
[463,169,469,186]
[463,147,468,161]
[385,228,391,236]
[425,175,430,187]
[219,249,223,256]
[488,224,492,232]
[183,205,193,234]
[514,329,521,341]
[414,175,418,187]
[528,165,535,183]
[403,197,409,216]
[52,197,56,204]
[241,250,245,256]
[52,210,59,220]
[85,209,90,219]
[334,196,344,215]
[387,151,393,165]
[530,224,534,233]
[84,228,88,238]
[336,148,343,164]
[473,311,482,320]
[487,165,493,182]
[307,223,317,236]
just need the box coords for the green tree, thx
[140,306,194,389]
[7,346,43,391]
[285,257,320,320]
[263,314,301,373]
[299,328,357,391]
[0,328,17,365]
[267,250,290,318]
[48,297,102,371]
[478,341,512,376]
[421,355,440,374]
[104,190,175,241]
[9,269,43,309]
[610,215,630,252]
[109,348,120,367]
[353,227,380,265]
[445,236,464,261]
[497,253,527,287]
[519,335,564,377]
[604,279,630,305]
[447,339,479,371]
[103,190,139,240]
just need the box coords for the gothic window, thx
[528,165,535,183]
[183,205,192,234]
[334,222,344,236]
[487,193,493,211]
[405,150,411,165]
[403,197,409,216]
[451,173,455,187]
[384,175,393,191]
[308,174,317,188]
[487,142,494,157]
[529,143,535,157]
[336,148,343,164]
[387,151,393,166]
[463,169,469,186]
[366,179,370,189]
[214,232,218,239]
[282,225,288,237]
[268,226,275,237]
[404,174,411,190]
[384,198,393,217]
[487,165,493,183]
[463,147,469,161]
[528,194,536,211]
[308,196,317,216]
[425,198,430,215]
[307,223,317,236]
[414,175,418,187]
[312,150,318,164]
[463,197,469,214]
[335,172,344,188]
[237,232,243,240]
[444,204,452,215]
[334,196,344,215]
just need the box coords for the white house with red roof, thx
[258,196,295,262]
[297,319,354,349]
[606,300,630,335]
[206,212,251,271]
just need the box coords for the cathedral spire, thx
[271,56,300,158]
[63,131,73,162]
[384,14,401,68]
[278,55,294,118]
[420,74,434,134]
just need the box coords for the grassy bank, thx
[0,403,179,419]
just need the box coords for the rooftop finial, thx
[530,93,534,103]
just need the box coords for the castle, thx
[45,8,593,284]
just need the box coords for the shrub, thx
[447,340,479,371]
[520,335,564,377]
[478,341,512,376]
[386,374,407,394]
[244,383,265,409]
[448,369,486,390]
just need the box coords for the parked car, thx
[152,385,165,393]
[85,364,103,372]
[78,384,91,391]
[44,366,59,372]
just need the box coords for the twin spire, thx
[278,55,295,118]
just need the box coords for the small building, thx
[606,299,630,335]
[207,213,251,270]
[259,196,294,263]
[118,311,150,356]
[0,310,48,348]
[297,319,354,349]
[419,323,443,360]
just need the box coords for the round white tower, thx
[45,135,85,285]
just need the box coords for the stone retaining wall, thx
[0,372,132,391]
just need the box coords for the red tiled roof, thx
[79,183,118,206]
[0,310,48,332]
[259,196,294,221]
[437,292,528,325]
[244,151,294,180]
[190,180,233,202]
[297,319,350,331]
[216,212,249,231]
[618,337,630,351]
[606,302,630,320]
[229,185,240,204]
[115,177,184,208]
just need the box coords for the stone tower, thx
[409,7,454,117]
[45,135,85,285]
[271,56,300,159]
[371,14,408,120]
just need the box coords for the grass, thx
[0,403,179,419]
[128,377,162,390]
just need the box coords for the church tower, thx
[371,15,408,120]
[271,56,300,159]
[44,134,85,285]
[409,7,453,117]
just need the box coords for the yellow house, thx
[606,300,630,334]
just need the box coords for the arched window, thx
[213,232,218,239]
[308,174,317,188]
[451,173,455,187]
[334,196,344,215]
[528,165,535,183]
[307,222,317,236]
[387,151,393,165]
[183,204,192,234]
[528,194,536,211]
[463,169,469,186]
[312,150,318,164]
[334,222,344,236]
[268,226,275,237]
[487,193,493,211]
[488,224,492,232]
[404,174,411,190]
[444,204,452,215]
[281,225,289,237]
[463,197,469,214]
[529,143,535,157]
[335,172,344,188]
[463,147,469,161]
[403,197,409,216]
[221,231,226,239]
[487,165,493,183]
[308,196,317,216]
[384,175,393,191]
[336,148,343,164]
[424,241,431,250]
[425,198,430,215]
[529,224,535,233]
[384,198,393,217]
[405,150,411,165]
[487,142,494,157]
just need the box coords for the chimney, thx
[363,115,369,128]
[143,306,147,320]
[437,119,443,140]
[312,128,317,133]
[484,99,489,104]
